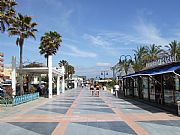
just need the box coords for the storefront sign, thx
[146,55,177,68]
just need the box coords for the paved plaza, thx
[0,87,180,135]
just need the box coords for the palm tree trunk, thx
[19,44,24,95]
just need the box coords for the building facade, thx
[122,55,180,113]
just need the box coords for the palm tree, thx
[133,46,148,60]
[147,44,163,61]
[8,13,37,95]
[132,46,148,71]
[67,64,75,79]
[0,0,17,32]
[59,60,69,78]
[39,31,62,66]
[118,59,130,74]
[165,40,180,57]
[132,54,143,72]
[59,60,68,67]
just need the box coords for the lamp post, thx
[119,55,132,74]
[119,55,132,63]
[101,71,108,80]
[96,75,100,80]
[119,55,134,97]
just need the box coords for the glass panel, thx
[129,79,133,96]
[134,78,138,97]
[149,78,155,101]
[124,79,127,96]
[126,79,130,96]
[175,75,180,103]
[163,74,174,104]
[175,91,180,103]
[142,77,149,99]
[175,75,179,91]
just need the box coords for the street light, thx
[101,71,108,80]
[96,75,100,80]
[119,55,132,63]
[119,55,133,76]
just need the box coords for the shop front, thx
[123,62,180,113]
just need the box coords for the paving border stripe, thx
[100,96,150,135]
[0,91,71,121]
[51,89,83,135]
[51,120,69,135]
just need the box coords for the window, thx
[125,78,133,96]
[175,75,180,103]
[142,77,149,99]
[134,78,138,97]
[149,78,155,101]
[163,74,174,104]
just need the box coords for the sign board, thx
[146,55,177,68]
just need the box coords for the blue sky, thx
[0,0,180,78]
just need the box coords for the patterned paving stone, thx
[37,108,68,114]
[138,120,180,128]
[137,121,180,135]
[43,103,72,107]
[26,109,57,114]
[82,108,115,113]
[79,103,109,107]
[8,122,58,135]
[1,87,180,135]
[0,122,40,135]
[53,100,74,103]
[85,100,105,103]
[65,121,137,135]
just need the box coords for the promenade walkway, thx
[0,87,180,135]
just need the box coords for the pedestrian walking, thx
[90,84,94,96]
[95,84,100,97]
[114,84,119,97]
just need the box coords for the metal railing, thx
[12,92,39,106]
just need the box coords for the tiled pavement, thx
[0,88,180,135]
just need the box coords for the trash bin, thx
[177,101,180,116]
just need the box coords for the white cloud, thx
[84,15,178,52]
[134,17,169,45]
[83,34,110,48]
[96,62,111,67]
[61,9,74,27]
[63,45,97,58]
[83,33,121,56]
